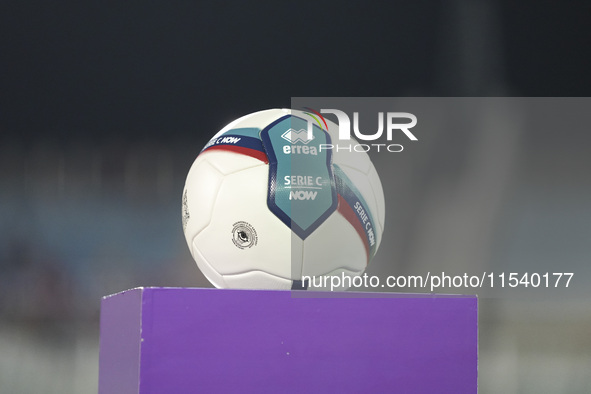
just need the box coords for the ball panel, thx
[223,271,292,290]
[194,165,299,278]
[183,158,224,243]
[201,150,267,176]
[331,145,372,175]
[213,109,289,140]
[191,243,228,288]
[301,211,367,277]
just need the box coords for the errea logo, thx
[281,128,318,156]
[281,128,314,144]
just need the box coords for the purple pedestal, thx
[99,288,477,393]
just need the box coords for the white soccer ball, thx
[182,109,385,290]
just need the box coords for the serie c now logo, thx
[289,190,318,200]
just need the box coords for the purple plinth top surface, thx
[99,288,478,393]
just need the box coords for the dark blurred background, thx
[1,1,590,393]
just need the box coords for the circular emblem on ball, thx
[232,221,258,249]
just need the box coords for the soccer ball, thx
[182,109,385,290]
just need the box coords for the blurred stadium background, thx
[1,1,590,393]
